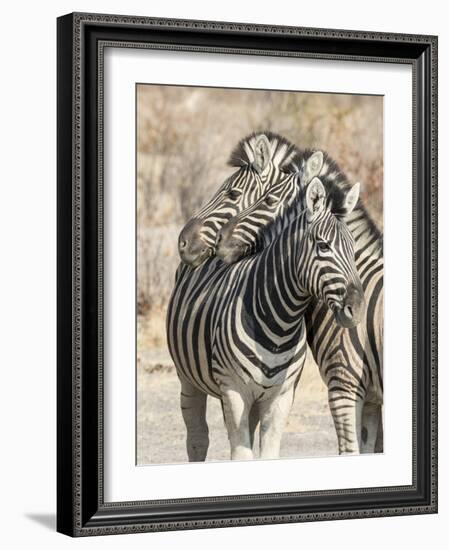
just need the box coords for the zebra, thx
[167,173,364,461]
[168,133,320,461]
[215,152,383,455]
[178,131,302,268]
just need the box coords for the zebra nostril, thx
[179,239,187,250]
[344,305,353,318]
[216,232,222,245]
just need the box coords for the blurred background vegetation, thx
[137,84,383,352]
[136,84,383,464]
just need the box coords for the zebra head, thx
[215,151,324,264]
[178,132,301,267]
[300,178,365,328]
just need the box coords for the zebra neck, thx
[259,199,304,249]
[241,217,311,348]
[346,205,383,264]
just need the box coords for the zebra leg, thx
[221,389,253,460]
[374,407,384,453]
[258,389,295,460]
[360,402,381,454]
[328,390,364,455]
[249,402,260,451]
[179,377,209,462]
[218,388,258,452]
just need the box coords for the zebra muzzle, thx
[215,218,246,264]
[178,218,211,267]
[333,283,365,328]
[216,240,246,264]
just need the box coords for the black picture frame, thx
[57,12,438,536]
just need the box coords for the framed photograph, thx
[57,12,438,536]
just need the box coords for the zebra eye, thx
[227,189,241,201]
[265,195,278,207]
[317,240,330,252]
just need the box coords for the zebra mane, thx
[227,131,302,172]
[316,153,383,243]
[257,150,382,249]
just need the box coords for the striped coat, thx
[216,152,383,454]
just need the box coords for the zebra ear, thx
[344,182,361,215]
[306,177,326,220]
[253,134,271,174]
[302,151,324,185]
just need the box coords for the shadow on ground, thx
[25,513,56,531]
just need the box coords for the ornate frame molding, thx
[57,12,437,536]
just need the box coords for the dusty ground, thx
[137,348,338,465]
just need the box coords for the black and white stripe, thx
[305,172,383,453]
[216,152,383,455]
